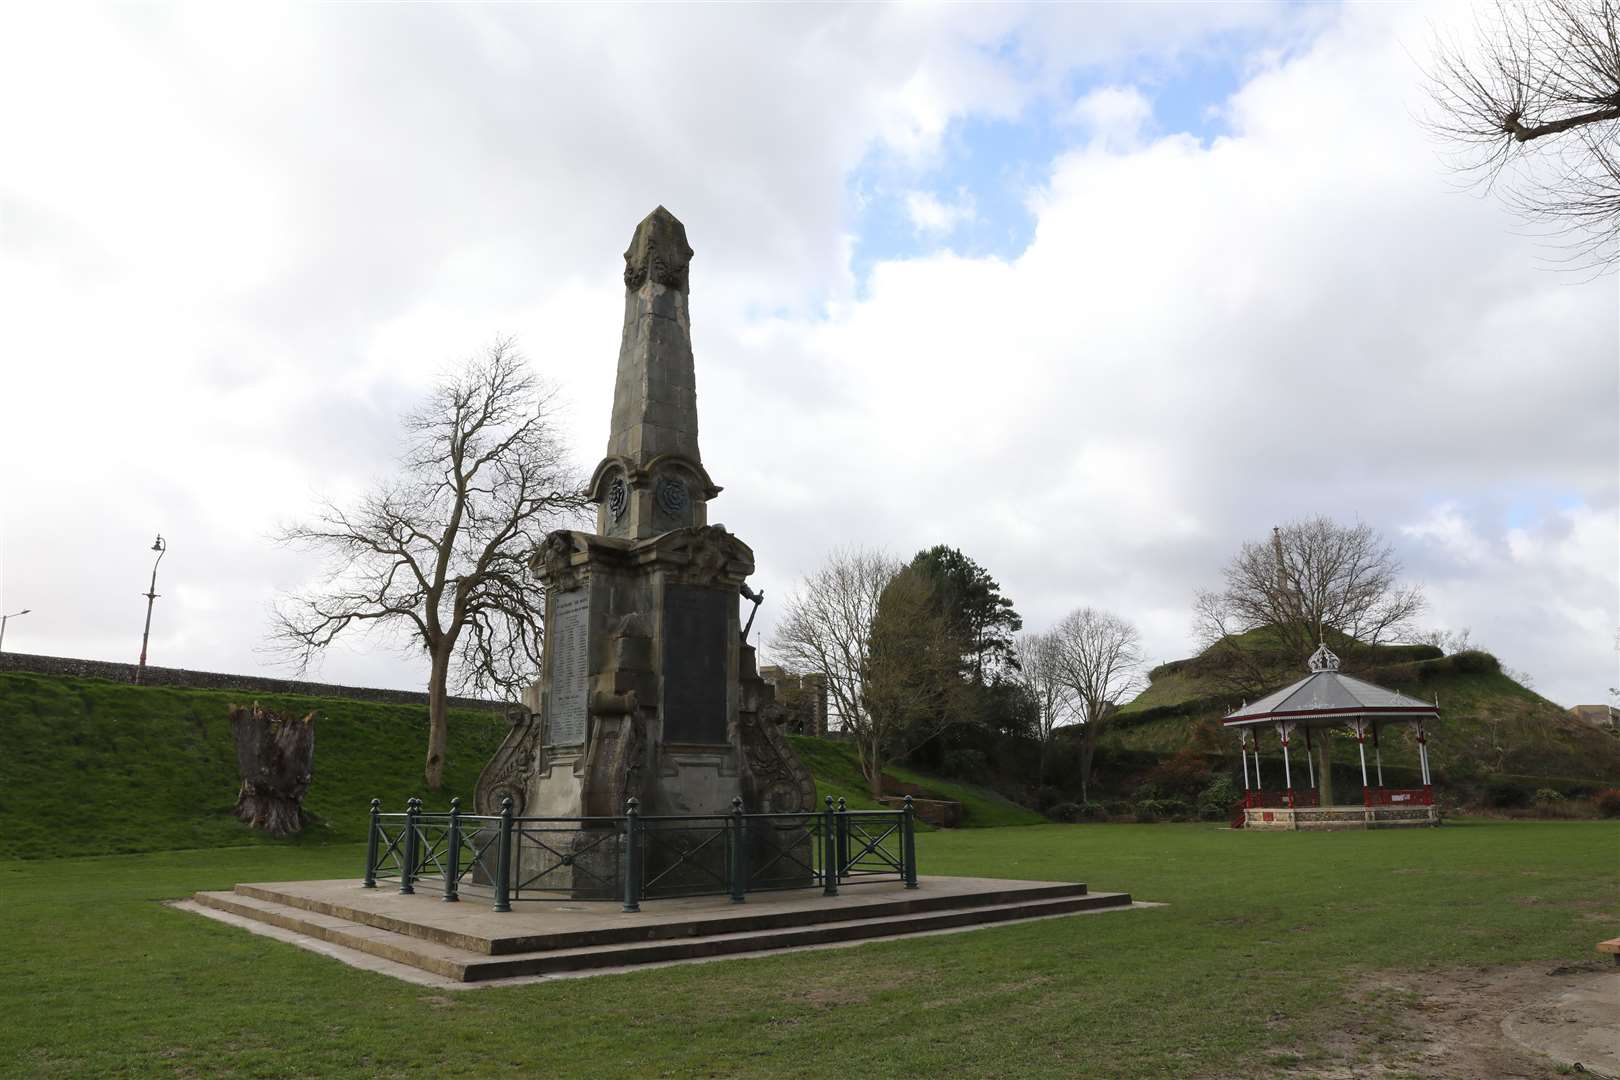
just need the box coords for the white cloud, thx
[0,2,1612,713]
[903,189,977,235]
[1067,85,1153,147]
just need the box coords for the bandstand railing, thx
[362,794,919,912]
[1364,786,1434,807]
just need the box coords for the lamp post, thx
[136,534,167,684]
[0,608,30,654]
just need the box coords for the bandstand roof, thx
[1222,642,1439,729]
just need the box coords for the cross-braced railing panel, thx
[743,812,823,892]
[510,818,623,901]
[837,812,906,884]
[640,816,732,899]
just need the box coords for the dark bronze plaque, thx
[661,585,729,744]
[547,590,590,746]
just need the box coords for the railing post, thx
[902,795,919,889]
[836,797,849,879]
[821,796,838,897]
[399,797,420,895]
[493,796,513,913]
[442,797,462,903]
[622,798,643,913]
[729,796,747,904]
[362,798,381,888]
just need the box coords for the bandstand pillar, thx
[1354,718,1370,806]
[1277,721,1294,809]
[1373,721,1384,788]
[1303,726,1317,793]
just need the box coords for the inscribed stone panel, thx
[661,585,728,744]
[547,590,590,745]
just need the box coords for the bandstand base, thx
[1242,805,1439,831]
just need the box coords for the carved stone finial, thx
[623,206,694,292]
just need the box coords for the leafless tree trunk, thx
[1195,517,1425,695]
[1425,0,1620,270]
[1013,631,1073,785]
[1050,607,1142,805]
[229,704,315,836]
[271,340,587,789]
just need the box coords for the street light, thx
[136,534,167,685]
[0,608,30,654]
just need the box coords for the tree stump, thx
[228,703,316,835]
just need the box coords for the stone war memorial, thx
[188,209,1136,984]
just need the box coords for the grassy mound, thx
[1109,632,1620,789]
[0,672,506,859]
[787,735,1045,827]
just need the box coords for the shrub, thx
[1137,797,1192,822]
[940,748,989,781]
[1048,802,1105,824]
[1485,781,1533,809]
[1197,776,1239,820]
[1596,789,1620,818]
[1133,806,1159,824]
[1450,649,1501,675]
[1103,800,1133,818]
[1534,788,1565,804]
[1141,748,1215,801]
[1033,785,1066,812]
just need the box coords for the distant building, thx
[1570,704,1619,732]
[759,665,829,737]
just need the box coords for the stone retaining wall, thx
[0,651,500,710]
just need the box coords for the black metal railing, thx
[362,794,920,912]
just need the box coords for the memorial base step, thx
[187,876,1135,983]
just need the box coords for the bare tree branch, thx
[270,339,588,788]
[1425,0,1620,270]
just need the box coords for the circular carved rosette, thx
[656,476,689,515]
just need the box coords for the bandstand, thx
[1225,642,1440,830]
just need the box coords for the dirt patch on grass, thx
[1275,960,1616,1079]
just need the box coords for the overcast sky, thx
[2,3,1615,708]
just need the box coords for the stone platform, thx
[185,876,1135,984]
[1242,804,1440,830]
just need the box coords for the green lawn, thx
[4,819,1613,1078]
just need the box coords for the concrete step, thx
[192,890,477,979]
[192,886,1133,983]
[458,890,1133,981]
[233,878,1095,956]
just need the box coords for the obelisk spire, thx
[587,207,720,540]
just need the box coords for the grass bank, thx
[0,672,506,858]
[787,735,1045,826]
[2,819,1612,1077]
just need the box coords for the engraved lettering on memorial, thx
[548,591,590,745]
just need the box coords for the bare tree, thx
[1050,607,1143,805]
[771,549,968,799]
[272,340,586,789]
[1425,0,1620,269]
[1012,631,1073,784]
[1195,517,1426,692]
